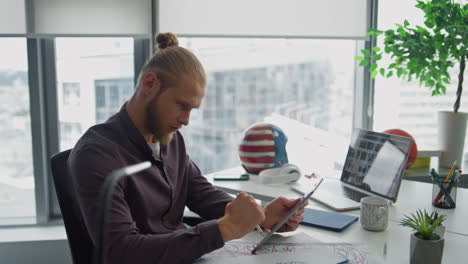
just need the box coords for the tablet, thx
[251,178,323,254]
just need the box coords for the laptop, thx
[291,128,412,211]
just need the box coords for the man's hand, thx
[261,197,308,232]
[217,192,265,242]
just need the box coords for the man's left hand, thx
[260,197,308,232]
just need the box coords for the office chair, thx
[50,149,93,264]
[51,149,206,264]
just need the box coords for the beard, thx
[144,95,174,144]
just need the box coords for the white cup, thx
[360,196,390,231]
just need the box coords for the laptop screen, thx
[340,128,412,202]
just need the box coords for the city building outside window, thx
[55,38,134,150]
[179,38,356,174]
[0,38,35,220]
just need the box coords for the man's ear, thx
[141,72,160,96]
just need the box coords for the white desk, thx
[206,167,468,263]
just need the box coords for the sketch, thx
[197,240,370,264]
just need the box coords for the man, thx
[69,33,307,264]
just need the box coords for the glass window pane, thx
[0,38,35,220]
[373,0,468,167]
[55,38,134,150]
[179,38,356,174]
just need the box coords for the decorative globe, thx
[239,123,288,174]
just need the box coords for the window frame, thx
[0,0,376,225]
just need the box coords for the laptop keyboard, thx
[341,186,368,202]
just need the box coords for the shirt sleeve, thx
[185,158,234,220]
[70,146,226,264]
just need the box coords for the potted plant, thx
[356,0,467,167]
[400,209,447,264]
[430,211,446,238]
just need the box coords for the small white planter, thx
[410,233,444,264]
[438,111,468,168]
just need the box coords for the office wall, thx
[0,239,71,264]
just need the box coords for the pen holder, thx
[432,177,458,209]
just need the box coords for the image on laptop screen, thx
[340,128,412,202]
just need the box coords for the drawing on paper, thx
[202,241,368,264]
[206,241,298,258]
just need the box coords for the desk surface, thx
[206,167,468,263]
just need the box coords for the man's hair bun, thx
[155,32,179,49]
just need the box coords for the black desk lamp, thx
[93,161,152,264]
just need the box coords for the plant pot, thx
[438,111,468,168]
[433,225,446,239]
[410,233,444,264]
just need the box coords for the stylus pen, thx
[256,225,265,237]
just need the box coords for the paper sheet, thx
[221,248,342,264]
[196,232,371,264]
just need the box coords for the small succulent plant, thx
[400,209,446,240]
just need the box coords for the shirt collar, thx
[118,103,154,158]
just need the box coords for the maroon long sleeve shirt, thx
[68,104,233,264]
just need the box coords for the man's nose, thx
[179,111,190,126]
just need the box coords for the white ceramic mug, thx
[360,196,390,231]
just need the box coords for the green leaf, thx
[442,85,447,94]
[359,59,369,66]
[380,68,386,77]
[372,46,381,52]
[424,19,435,28]
[386,71,394,78]
[370,63,378,72]
[355,56,364,61]
[404,19,410,27]
[397,68,403,77]
[371,70,378,78]
[427,79,435,87]
[361,49,371,57]
[374,54,383,61]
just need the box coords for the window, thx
[373,0,468,167]
[95,78,134,124]
[55,38,134,150]
[62,82,80,106]
[0,38,35,220]
[179,38,356,174]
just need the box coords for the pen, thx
[445,169,462,200]
[256,225,265,237]
[336,259,349,264]
[434,161,457,203]
[383,241,387,259]
[430,168,441,181]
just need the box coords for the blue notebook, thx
[300,208,358,232]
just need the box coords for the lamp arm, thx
[93,161,152,264]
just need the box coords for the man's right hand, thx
[217,192,265,242]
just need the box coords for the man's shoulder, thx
[69,122,122,163]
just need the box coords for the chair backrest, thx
[51,149,93,264]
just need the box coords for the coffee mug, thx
[360,196,390,231]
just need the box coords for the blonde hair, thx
[136,32,206,91]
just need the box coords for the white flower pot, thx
[438,111,468,168]
[410,233,444,264]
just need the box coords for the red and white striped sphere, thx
[239,123,288,174]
